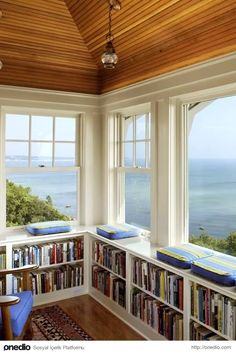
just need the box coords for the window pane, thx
[136,142,146,167]
[148,114,151,139]
[55,143,75,166]
[31,142,52,167]
[5,142,28,167]
[55,117,76,141]
[5,114,29,140]
[125,173,150,229]
[6,172,77,227]
[136,114,146,140]
[124,142,133,167]
[124,116,133,141]
[188,96,236,256]
[146,142,151,168]
[31,116,53,141]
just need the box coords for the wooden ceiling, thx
[0,0,236,95]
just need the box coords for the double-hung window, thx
[4,112,80,228]
[117,113,151,230]
[186,95,236,256]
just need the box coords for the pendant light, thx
[101,0,121,69]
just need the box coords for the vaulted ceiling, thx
[0,0,235,95]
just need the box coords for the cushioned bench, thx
[96,224,140,240]
[26,220,72,236]
[156,244,214,269]
[191,254,236,286]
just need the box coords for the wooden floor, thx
[35,295,145,340]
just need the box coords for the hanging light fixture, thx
[101,0,121,69]
[0,10,2,70]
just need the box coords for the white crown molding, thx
[0,85,100,112]
[100,52,236,108]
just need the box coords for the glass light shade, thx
[101,41,118,69]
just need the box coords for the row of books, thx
[190,322,226,341]
[132,257,183,310]
[0,278,6,295]
[92,241,126,278]
[0,252,6,269]
[92,265,126,308]
[12,264,83,294]
[131,288,183,340]
[191,283,236,340]
[12,238,84,267]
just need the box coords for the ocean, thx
[7,159,236,238]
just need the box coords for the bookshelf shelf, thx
[190,281,236,340]
[92,260,126,281]
[37,259,84,270]
[190,316,231,341]
[131,282,184,314]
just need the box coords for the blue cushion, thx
[26,220,72,236]
[156,244,214,269]
[96,224,140,239]
[0,291,33,337]
[191,254,236,286]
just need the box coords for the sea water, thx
[7,159,236,238]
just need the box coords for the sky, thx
[5,115,76,160]
[189,96,236,159]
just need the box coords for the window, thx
[118,113,151,230]
[187,96,236,256]
[4,113,79,227]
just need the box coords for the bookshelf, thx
[0,228,235,340]
[91,240,126,308]
[88,232,236,341]
[1,232,87,305]
[131,256,184,339]
[190,281,236,340]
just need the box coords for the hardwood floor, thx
[35,295,145,340]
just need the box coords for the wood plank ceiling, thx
[0,0,236,94]
[0,0,99,94]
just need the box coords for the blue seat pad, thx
[191,254,236,286]
[26,220,72,235]
[0,291,33,337]
[96,224,140,239]
[156,244,213,269]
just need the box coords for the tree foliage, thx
[190,232,236,257]
[6,180,70,227]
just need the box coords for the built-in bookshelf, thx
[190,282,236,340]
[7,234,86,304]
[0,229,236,340]
[91,240,126,308]
[131,256,184,339]
[92,240,126,278]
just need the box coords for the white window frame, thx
[174,87,236,247]
[116,112,151,231]
[0,108,81,231]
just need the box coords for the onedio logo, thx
[3,344,31,351]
